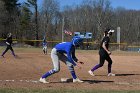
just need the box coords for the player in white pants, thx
[42,37,47,55]
[39,36,84,83]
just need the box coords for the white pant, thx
[51,48,73,72]
[43,46,47,53]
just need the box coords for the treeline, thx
[0,0,140,45]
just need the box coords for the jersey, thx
[6,37,12,46]
[42,42,47,47]
[100,36,110,52]
[54,42,78,66]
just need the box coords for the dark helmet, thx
[71,36,83,46]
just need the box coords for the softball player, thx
[42,38,47,55]
[1,33,16,58]
[39,36,84,83]
[88,29,115,76]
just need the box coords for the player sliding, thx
[39,36,84,83]
[88,29,115,76]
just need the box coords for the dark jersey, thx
[100,36,110,51]
[6,37,12,46]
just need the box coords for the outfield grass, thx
[0,46,140,56]
[0,89,140,93]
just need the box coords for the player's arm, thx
[6,42,10,45]
[102,40,111,55]
[71,47,84,64]
[67,52,76,66]
[5,38,10,45]
[71,47,78,62]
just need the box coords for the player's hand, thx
[76,63,82,69]
[108,51,111,55]
[78,61,84,64]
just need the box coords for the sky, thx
[19,0,140,10]
[111,0,140,10]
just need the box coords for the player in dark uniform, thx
[1,33,16,58]
[88,29,115,76]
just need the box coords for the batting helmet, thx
[71,36,83,46]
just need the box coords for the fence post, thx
[117,27,121,51]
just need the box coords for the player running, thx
[39,36,84,83]
[88,29,115,76]
[1,33,16,58]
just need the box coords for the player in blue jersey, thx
[88,29,115,76]
[39,36,84,83]
[1,33,16,58]
[42,36,47,55]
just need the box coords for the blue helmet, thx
[71,36,83,46]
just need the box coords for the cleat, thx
[39,78,49,83]
[73,78,83,83]
[108,73,115,76]
[88,70,95,76]
[14,55,20,59]
[0,55,4,58]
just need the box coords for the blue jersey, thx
[42,42,47,47]
[54,42,78,66]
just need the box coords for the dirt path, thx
[0,50,140,90]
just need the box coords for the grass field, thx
[0,47,140,93]
[0,88,140,93]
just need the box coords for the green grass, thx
[0,88,140,93]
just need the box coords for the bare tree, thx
[39,0,60,42]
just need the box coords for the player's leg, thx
[44,46,47,54]
[9,46,16,57]
[42,47,45,54]
[88,51,105,76]
[1,46,9,57]
[39,48,60,83]
[59,54,83,83]
[106,55,115,76]
[66,62,83,83]
[59,54,77,79]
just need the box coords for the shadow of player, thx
[83,80,114,84]
[115,74,140,76]
[52,79,114,84]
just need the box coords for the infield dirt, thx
[0,48,140,90]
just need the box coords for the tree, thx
[27,0,39,46]
[19,3,32,39]
[39,0,60,42]
[1,0,20,37]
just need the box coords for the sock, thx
[1,51,6,56]
[12,51,16,56]
[70,71,77,79]
[108,64,112,73]
[42,69,55,78]
[91,64,100,72]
